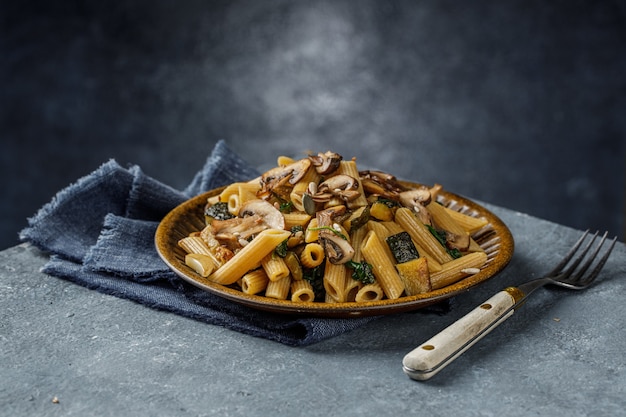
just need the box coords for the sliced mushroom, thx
[359,170,406,199]
[308,151,343,175]
[314,174,361,202]
[258,158,311,199]
[239,199,285,230]
[316,206,354,264]
[210,215,268,249]
[399,187,432,207]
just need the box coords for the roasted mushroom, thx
[239,199,285,230]
[316,206,354,264]
[359,170,406,199]
[258,158,311,199]
[312,174,361,203]
[399,187,433,226]
[308,151,343,175]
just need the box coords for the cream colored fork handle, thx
[402,290,518,381]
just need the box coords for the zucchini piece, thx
[386,231,420,264]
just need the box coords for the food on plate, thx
[178,151,490,303]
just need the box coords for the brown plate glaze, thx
[155,182,514,318]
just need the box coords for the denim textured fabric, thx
[20,140,447,345]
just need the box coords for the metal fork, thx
[403,230,617,381]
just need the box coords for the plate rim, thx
[155,182,514,318]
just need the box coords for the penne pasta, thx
[361,230,405,299]
[429,251,488,290]
[443,206,489,234]
[355,282,384,302]
[299,243,325,268]
[265,275,291,300]
[323,259,349,302]
[337,160,368,208]
[427,201,470,251]
[262,252,291,282]
[395,207,453,265]
[240,269,270,295]
[207,229,291,285]
[291,279,315,302]
[283,211,312,230]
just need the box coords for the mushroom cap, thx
[309,151,343,175]
[239,199,285,230]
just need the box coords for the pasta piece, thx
[283,251,303,280]
[323,259,349,302]
[395,208,453,265]
[395,257,431,295]
[207,229,291,285]
[227,186,258,216]
[290,167,321,212]
[382,221,443,272]
[344,277,363,302]
[443,206,489,234]
[218,182,259,204]
[178,236,221,269]
[304,218,320,243]
[240,269,269,295]
[349,225,368,262]
[429,251,488,290]
[299,243,325,268]
[337,160,368,208]
[265,275,291,300]
[283,211,311,230]
[261,252,290,282]
[291,279,315,302]
[277,155,296,166]
[361,230,405,299]
[427,201,470,251]
[355,282,384,302]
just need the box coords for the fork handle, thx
[403,288,522,381]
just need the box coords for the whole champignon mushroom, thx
[308,151,343,175]
[316,206,355,264]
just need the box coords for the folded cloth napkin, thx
[20,140,449,346]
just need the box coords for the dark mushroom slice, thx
[258,158,311,199]
[316,174,361,202]
[308,151,343,175]
[359,170,407,199]
[316,206,354,264]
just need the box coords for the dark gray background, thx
[2,0,625,251]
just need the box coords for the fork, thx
[402,230,617,381]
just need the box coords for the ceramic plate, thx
[155,181,514,318]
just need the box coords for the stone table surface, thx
[1,203,625,417]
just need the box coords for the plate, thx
[155,181,514,318]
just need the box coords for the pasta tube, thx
[395,208,453,264]
[338,160,368,208]
[262,253,290,282]
[323,259,349,302]
[361,230,405,299]
[291,279,315,302]
[429,251,488,290]
[265,275,291,300]
[443,206,489,234]
[299,243,325,268]
[208,229,291,285]
[355,282,384,302]
[240,269,269,295]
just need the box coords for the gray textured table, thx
[1,203,624,417]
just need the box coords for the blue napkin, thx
[20,140,447,346]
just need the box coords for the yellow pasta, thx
[427,201,470,251]
[323,259,349,302]
[337,160,368,208]
[290,167,321,212]
[227,186,258,216]
[207,229,291,285]
[291,279,315,302]
[178,236,221,269]
[299,243,325,268]
[304,218,320,243]
[283,211,311,230]
[361,230,405,299]
[429,251,488,290]
[240,269,269,295]
[395,207,453,264]
[265,275,291,300]
[443,206,489,234]
[355,282,384,302]
[261,252,290,282]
